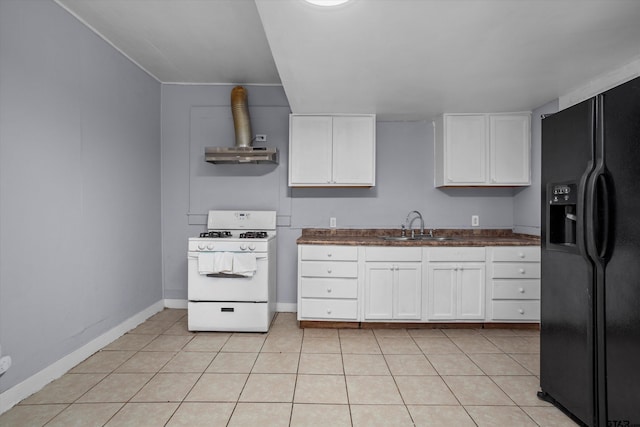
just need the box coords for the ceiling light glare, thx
[304,0,351,6]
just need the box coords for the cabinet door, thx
[364,263,394,319]
[428,263,457,320]
[489,114,530,185]
[332,116,375,185]
[393,263,422,320]
[445,115,487,184]
[457,263,485,319]
[289,116,332,185]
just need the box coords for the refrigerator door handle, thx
[586,171,612,262]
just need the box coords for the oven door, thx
[188,251,269,301]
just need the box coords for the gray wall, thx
[161,85,518,305]
[513,99,559,235]
[0,0,161,393]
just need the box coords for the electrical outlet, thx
[255,134,267,142]
[472,215,480,227]
[330,217,337,228]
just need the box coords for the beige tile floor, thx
[0,309,579,426]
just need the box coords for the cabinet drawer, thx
[300,245,358,261]
[491,246,540,262]
[300,278,357,299]
[300,299,358,320]
[428,247,485,262]
[300,261,358,278]
[491,301,540,321]
[492,280,540,300]
[365,247,422,262]
[492,263,540,279]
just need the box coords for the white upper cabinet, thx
[289,114,376,187]
[434,113,531,187]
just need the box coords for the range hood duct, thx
[205,86,278,164]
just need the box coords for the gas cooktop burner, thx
[239,231,268,239]
[199,231,232,238]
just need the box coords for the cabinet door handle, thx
[327,269,332,274]
[519,287,525,293]
[519,268,525,274]
[327,253,332,257]
[518,252,525,259]
[518,308,525,314]
[327,288,332,293]
[327,308,332,314]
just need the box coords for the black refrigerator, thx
[540,75,640,427]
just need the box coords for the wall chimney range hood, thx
[205,86,278,165]
[205,146,278,164]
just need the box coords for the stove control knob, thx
[207,244,214,250]
[249,244,256,251]
[240,244,247,251]
[198,243,205,250]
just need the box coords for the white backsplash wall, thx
[161,85,519,305]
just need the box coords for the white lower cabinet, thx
[364,247,422,320]
[297,243,539,324]
[426,247,486,321]
[428,262,485,320]
[298,245,359,321]
[486,246,541,322]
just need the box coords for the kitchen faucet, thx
[405,210,425,237]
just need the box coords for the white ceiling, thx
[56,0,640,120]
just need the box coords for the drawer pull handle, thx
[327,253,332,257]
[519,308,525,314]
[519,287,525,293]
[327,269,332,274]
[519,252,525,258]
[327,288,332,293]
[519,268,525,274]
[327,308,332,314]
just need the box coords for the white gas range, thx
[187,210,277,332]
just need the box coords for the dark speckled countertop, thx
[296,228,540,247]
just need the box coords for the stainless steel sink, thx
[379,235,457,242]
[380,236,413,241]
[414,236,457,241]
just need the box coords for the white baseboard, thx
[276,302,297,312]
[164,299,188,309]
[0,300,164,415]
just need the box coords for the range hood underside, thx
[205,147,278,164]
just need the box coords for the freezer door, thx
[599,76,640,426]
[540,98,596,426]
